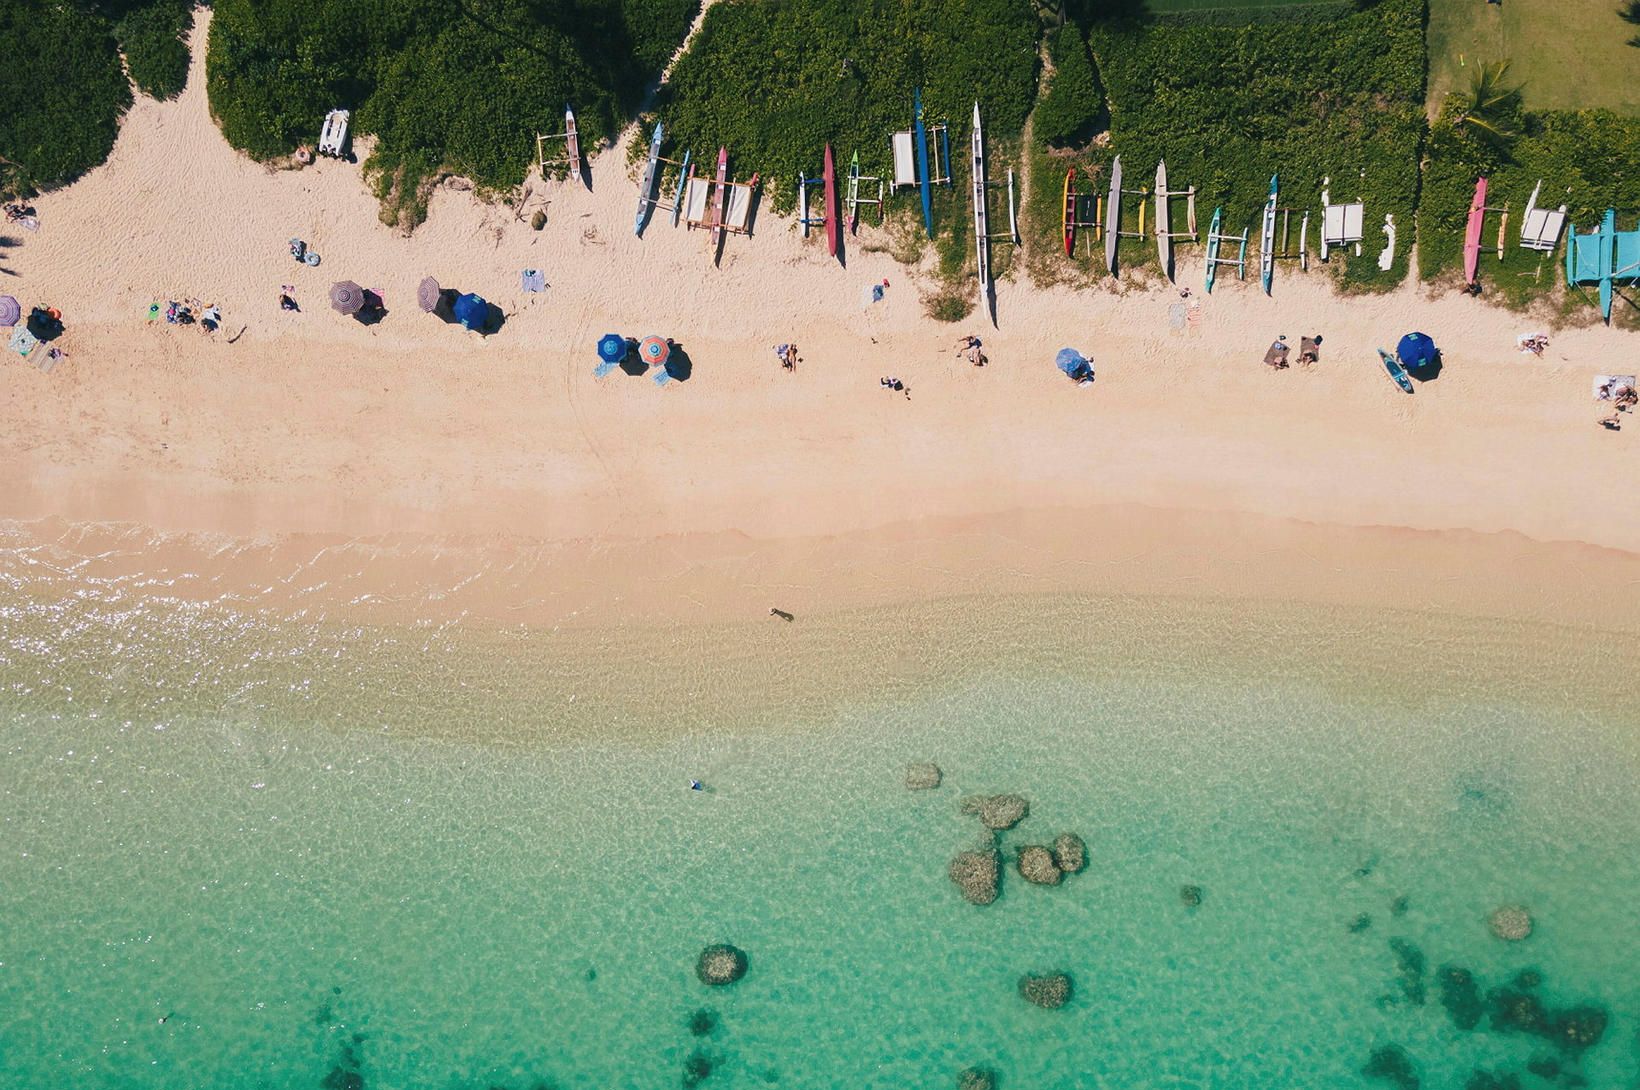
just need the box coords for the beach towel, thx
[1517,332,1548,354]
[594,358,621,379]
[521,269,546,293]
[1167,303,1186,332]
[1594,375,1637,399]
[9,326,38,357]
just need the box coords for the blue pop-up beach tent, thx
[452,292,487,331]
[1396,332,1438,371]
[1055,347,1094,382]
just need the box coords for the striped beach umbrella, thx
[639,335,670,367]
[597,333,628,363]
[0,295,19,327]
[417,276,441,313]
[330,281,365,315]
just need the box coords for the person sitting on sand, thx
[782,343,798,370]
[1298,334,1321,367]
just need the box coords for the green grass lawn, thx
[1426,0,1640,116]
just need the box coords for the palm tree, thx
[1451,60,1523,151]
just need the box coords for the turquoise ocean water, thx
[3,552,1639,1090]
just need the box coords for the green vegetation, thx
[1034,24,1103,148]
[1420,105,1640,322]
[657,0,1039,317]
[206,0,698,227]
[115,0,194,100]
[1067,0,1425,291]
[0,0,132,195]
[1426,0,1640,116]
[1140,0,1353,23]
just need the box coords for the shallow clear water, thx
[3,563,1639,1089]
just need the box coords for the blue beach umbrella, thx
[597,333,628,363]
[1055,347,1093,381]
[1396,332,1438,371]
[452,292,487,331]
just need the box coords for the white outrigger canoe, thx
[971,102,991,321]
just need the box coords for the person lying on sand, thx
[1298,335,1321,367]
[1264,337,1290,370]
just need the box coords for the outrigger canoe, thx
[1105,156,1122,276]
[710,146,729,248]
[1463,176,1488,285]
[634,121,663,236]
[1204,207,1223,294]
[564,106,581,176]
[1062,167,1076,257]
[915,88,934,239]
[823,144,840,257]
[1378,348,1415,394]
[1154,160,1170,280]
[971,102,991,320]
[1260,174,1278,295]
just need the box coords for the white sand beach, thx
[4,13,1639,632]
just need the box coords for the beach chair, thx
[1519,182,1567,253]
[1322,201,1364,259]
[891,132,917,190]
[723,178,757,236]
[683,172,712,231]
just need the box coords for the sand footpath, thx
[3,12,1639,631]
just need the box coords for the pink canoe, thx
[1463,176,1488,285]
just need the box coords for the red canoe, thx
[1463,176,1487,285]
[711,146,729,247]
[823,145,840,257]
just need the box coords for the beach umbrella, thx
[452,292,487,331]
[1396,332,1438,370]
[597,333,628,363]
[417,277,442,313]
[330,281,365,315]
[1055,347,1093,381]
[0,295,19,327]
[639,336,670,367]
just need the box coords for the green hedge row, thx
[206,0,698,227]
[1082,0,1427,290]
[1149,1,1357,27]
[0,0,132,195]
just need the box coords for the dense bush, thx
[657,0,1041,217]
[207,0,698,227]
[1421,104,1640,316]
[1034,24,1104,148]
[1081,0,1427,290]
[116,0,194,100]
[0,0,131,194]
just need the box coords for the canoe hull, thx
[1062,167,1076,257]
[1463,176,1487,284]
[823,145,840,257]
[971,102,991,321]
[1105,156,1121,277]
[634,121,663,236]
[915,89,934,239]
[1260,174,1278,294]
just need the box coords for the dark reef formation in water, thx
[1389,938,1427,1006]
[905,762,943,789]
[1350,913,1373,934]
[1179,884,1203,909]
[687,1007,718,1037]
[957,1065,997,1090]
[1363,1044,1420,1090]
[1439,965,1484,1030]
[321,1033,368,1090]
[682,1049,713,1088]
[1464,1070,1521,1090]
